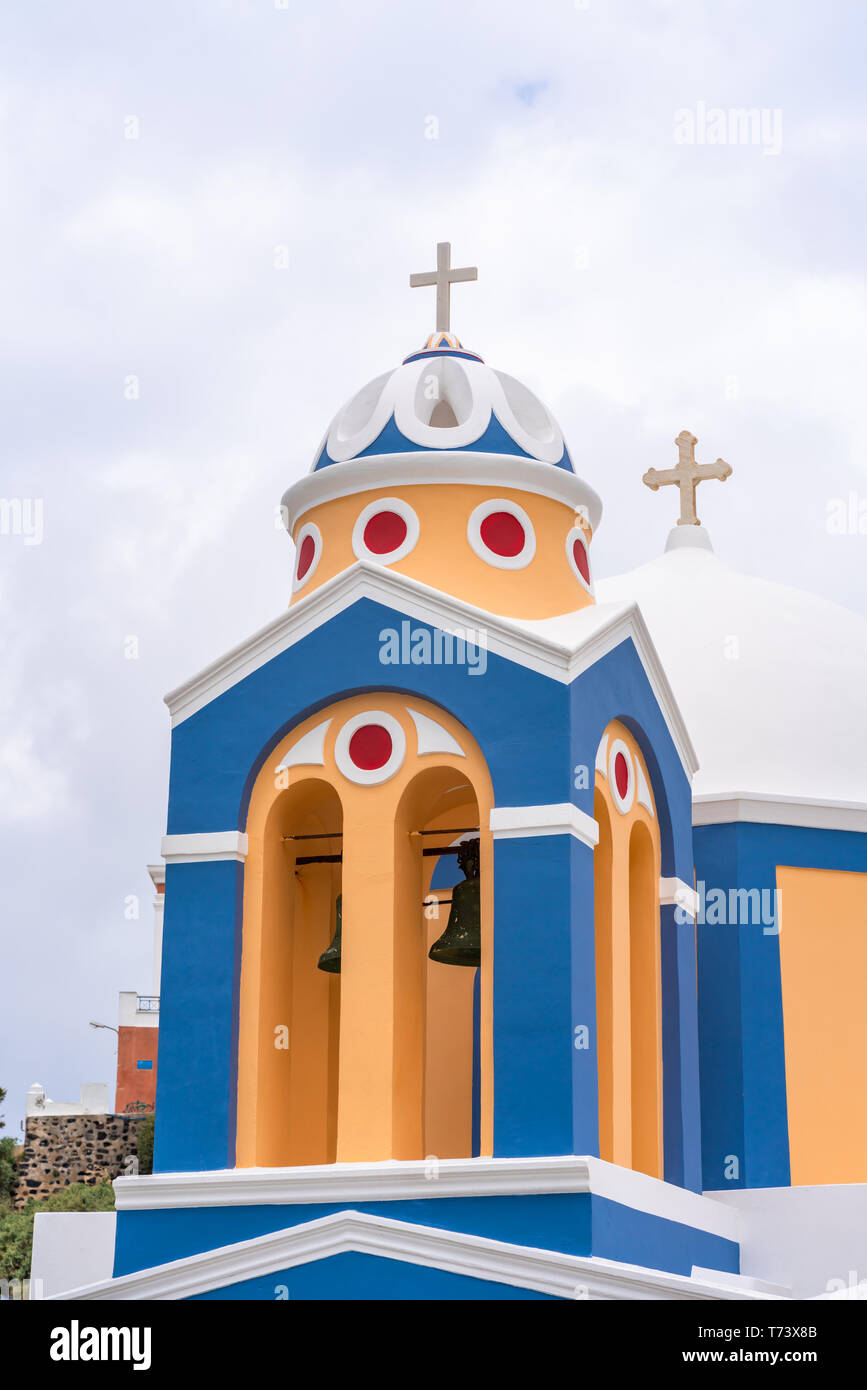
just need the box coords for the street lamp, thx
[89,1021,118,1034]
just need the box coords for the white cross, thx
[409,242,478,333]
[642,430,732,527]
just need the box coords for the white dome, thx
[312,350,574,471]
[596,534,867,807]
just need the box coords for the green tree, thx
[136,1114,155,1175]
[0,1179,115,1285]
[0,1086,17,1206]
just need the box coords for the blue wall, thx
[113,1193,737,1284]
[696,820,867,1190]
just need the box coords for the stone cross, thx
[642,430,732,527]
[410,242,478,332]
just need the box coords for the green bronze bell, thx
[428,839,481,967]
[317,893,342,974]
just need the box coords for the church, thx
[41,244,867,1301]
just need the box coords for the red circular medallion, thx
[572,537,590,584]
[348,723,393,771]
[296,534,316,581]
[614,751,630,800]
[363,510,408,555]
[479,511,525,557]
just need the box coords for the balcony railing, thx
[136,995,160,1013]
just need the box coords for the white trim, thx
[160,831,248,864]
[407,708,466,758]
[52,1208,773,1303]
[163,563,698,781]
[595,733,609,777]
[333,710,406,785]
[112,1156,738,1242]
[467,498,536,571]
[282,453,603,534]
[274,718,331,772]
[692,791,867,835]
[490,803,599,849]
[635,762,654,816]
[566,525,594,596]
[351,497,419,565]
[659,877,699,919]
[608,739,635,815]
[291,521,322,593]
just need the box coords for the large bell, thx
[317,893,342,974]
[428,839,481,967]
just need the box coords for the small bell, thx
[317,893,342,974]
[428,839,481,967]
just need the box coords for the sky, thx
[1,0,865,1134]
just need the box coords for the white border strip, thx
[112,1155,737,1241]
[161,832,248,864]
[693,792,867,835]
[490,803,599,848]
[53,1209,780,1302]
[659,876,699,919]
[282,452,603,533]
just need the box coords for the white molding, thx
[160,832,248,864]
[54,1208,775,1303]
[467,497,536,571]
[490,803,599,849]
[565,524,594,597]
[274,718,331,772]
[659,877,699,919]
[407,708,466,758]
[112,1155,737,1242]
[283,451,602,532]
[692,792,867,835]
[291,520,322,594]
[608,738,635,815]
[162,564,698,782]
[351,496,420,565]
[332,709,406,785]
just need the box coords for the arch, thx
[236,694,494,1168]
[629,819,663,1176]
[593,719,663,1177]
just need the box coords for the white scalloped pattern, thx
[320,358,567,467]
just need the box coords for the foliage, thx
[0,1179,115,1284]
[136,1113,155,1175]
[0,1138,18,1204]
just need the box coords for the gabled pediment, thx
[164,562,697,778]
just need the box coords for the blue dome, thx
[312,349,575,473]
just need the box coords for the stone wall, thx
[12,1113,150,1207]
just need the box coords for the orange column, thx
[336,792,424,1161]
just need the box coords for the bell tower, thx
[127,242,729,1299]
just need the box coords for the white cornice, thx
[692,792,867,835]
[113,1155,737,1242]
[54,1208,779,1302]
[162,563,698,780]
[659,876,699,918]
[161,832,248,864]
[490,803,599,848]
[281,452,603,533]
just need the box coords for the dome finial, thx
[642,429,732,528]
[409,241,477,332]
